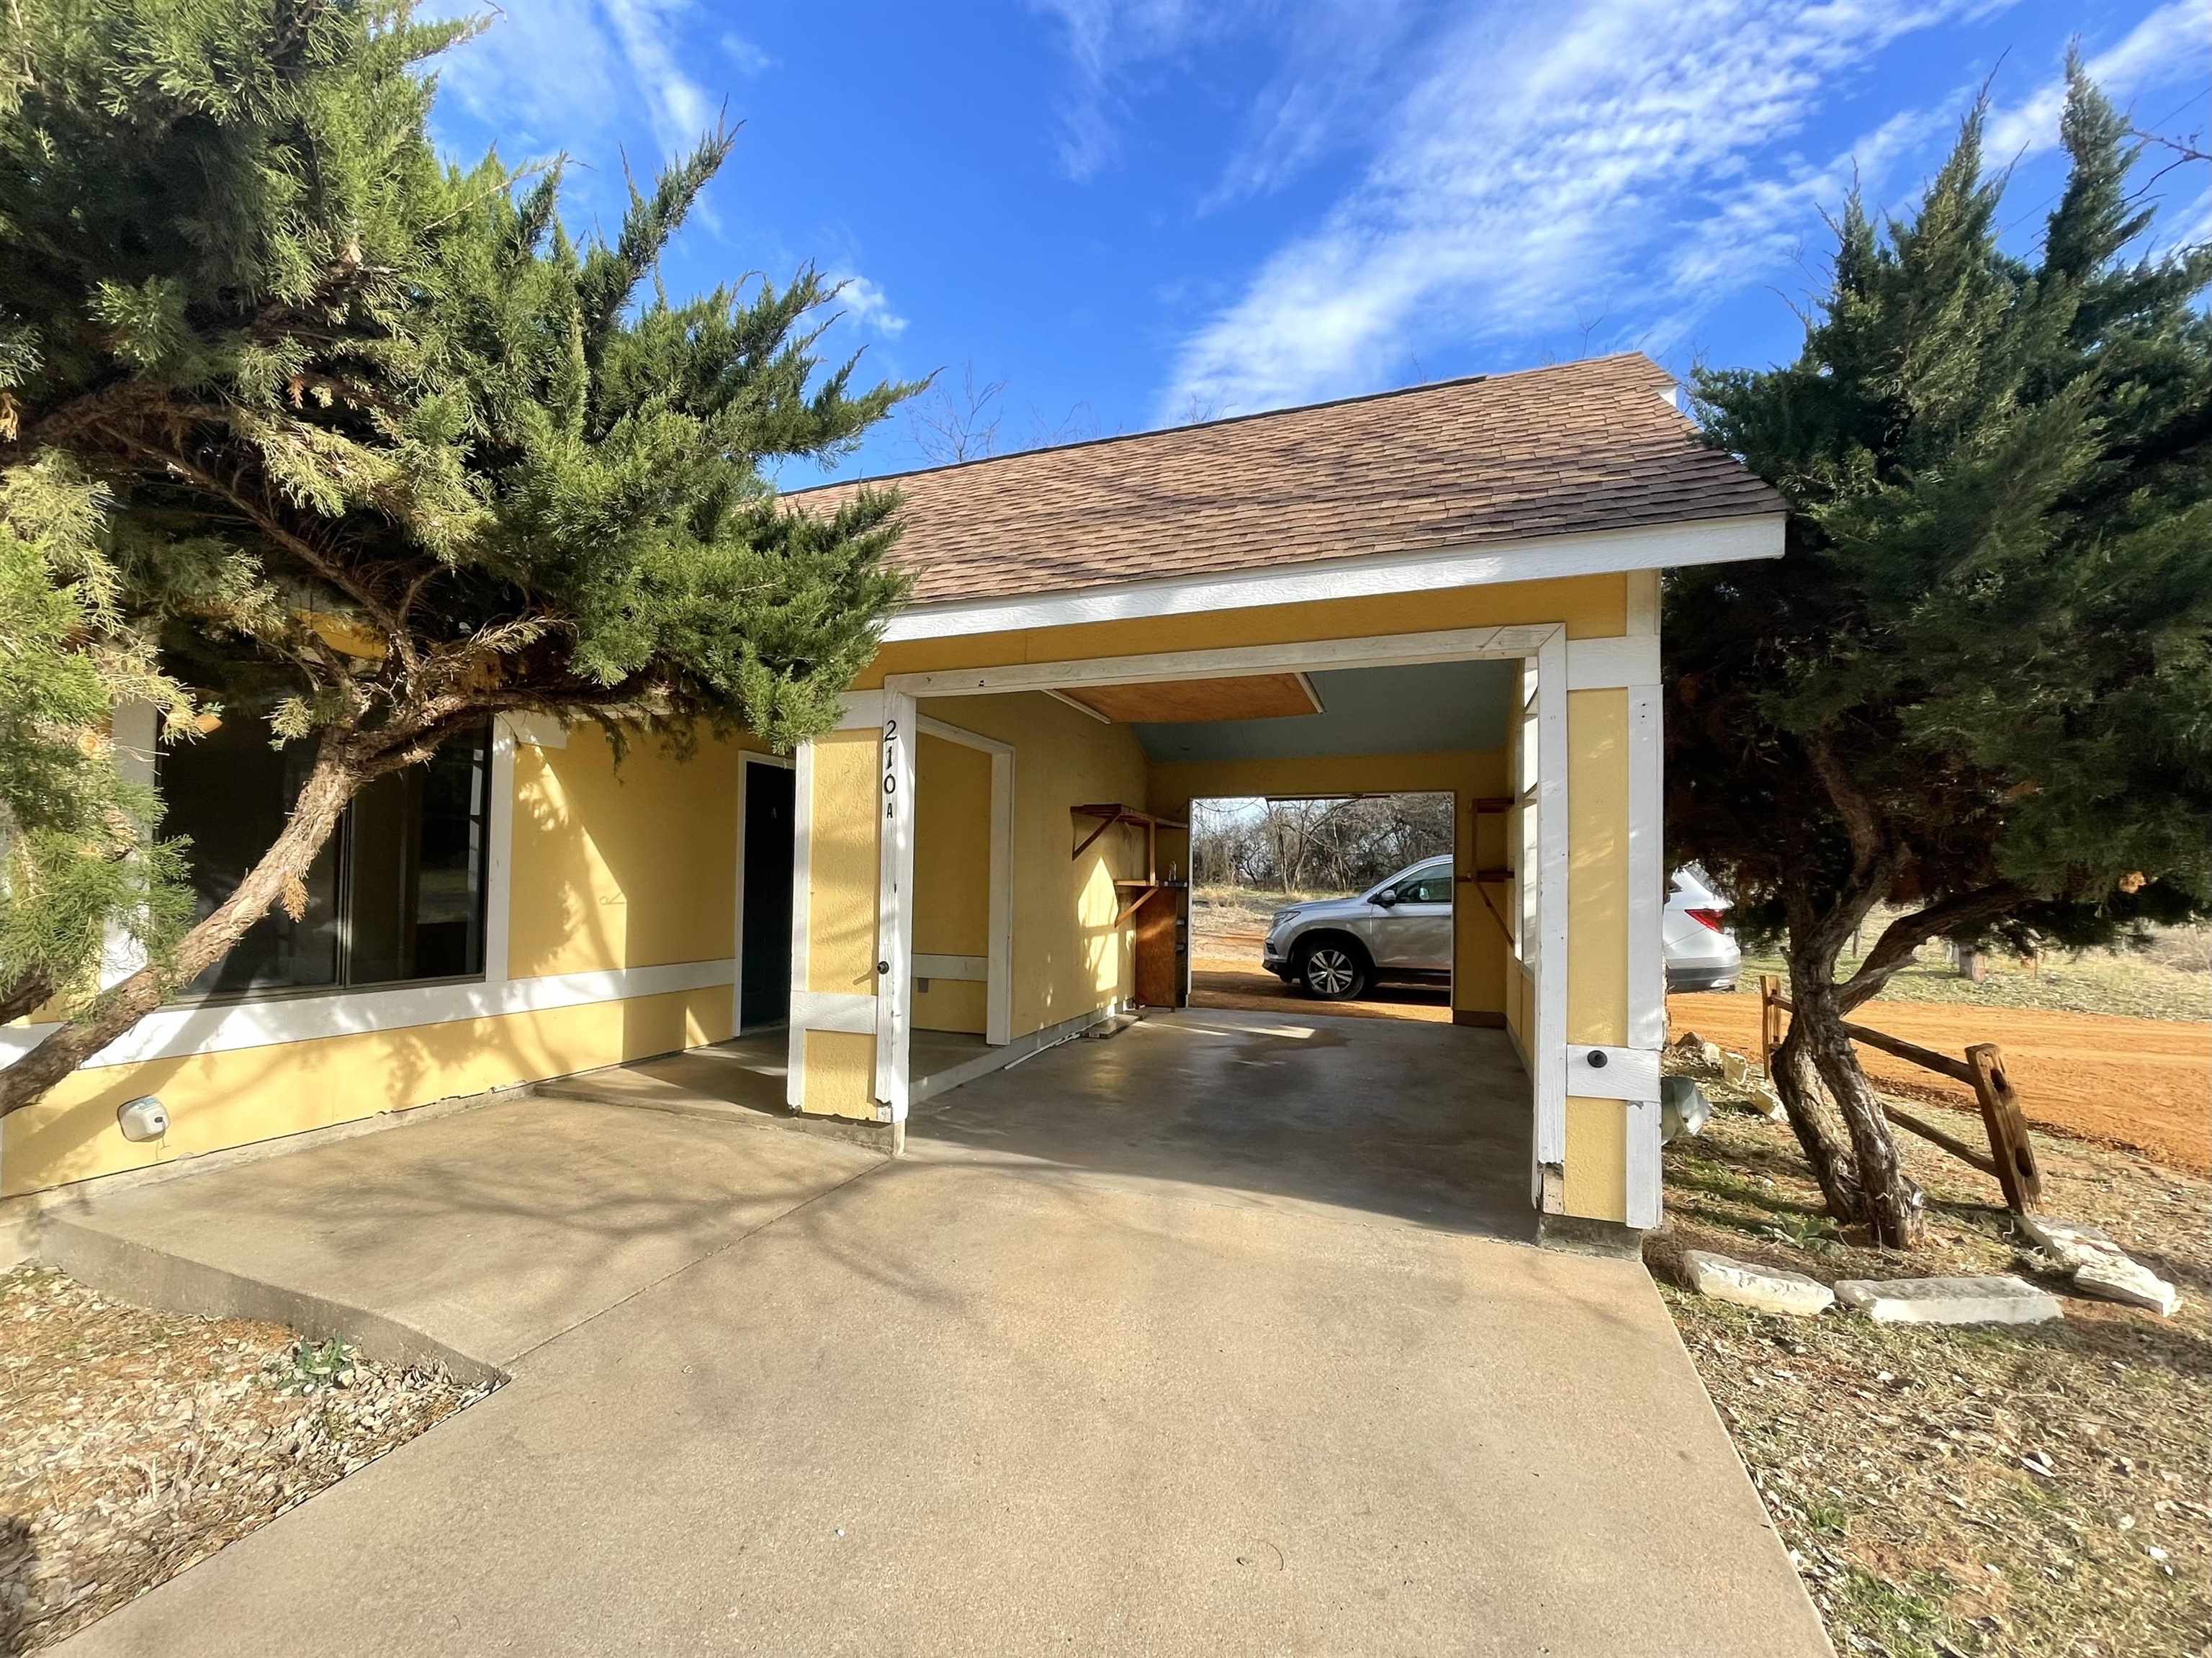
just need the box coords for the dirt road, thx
[1672,994,2209,1175]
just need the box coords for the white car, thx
[1261,857,1742,1000]
[1663,868,1741,993]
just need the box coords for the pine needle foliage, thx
[1665,60,2212,1243]
[0,0,920,1109]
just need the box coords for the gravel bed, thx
[1,1267,493,1653]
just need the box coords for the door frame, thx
[733,749,795,1035]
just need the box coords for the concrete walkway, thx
[53,1012,1829,1657]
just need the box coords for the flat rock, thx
[1681,1251,1834,1316]
[2072,1253,2181,1317]
[1833,1275,2062,1326]
[2018,1214,2126,1271]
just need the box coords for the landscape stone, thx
[1722,1050,1754,1086]
[1833,1275,2063,1326]
[2018,1214,2126,1271]
[1681,1250,1834,1316]
[2071,1253,2181,1317]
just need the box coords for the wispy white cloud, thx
[1028,0,1215,179]
[1161,0,2009,419]
[1162,0,2212,420]
[1982,0,2211,160]
[721,30,777,78]
[428,0,732,164]
[832,274,909,337]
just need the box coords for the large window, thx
[159,718,493,999]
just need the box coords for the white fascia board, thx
[881,513,1783,644]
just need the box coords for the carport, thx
[768,358,1786,1240]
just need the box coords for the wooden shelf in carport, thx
[1112,878,1188,926]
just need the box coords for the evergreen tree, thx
[0,0,917,1114]
[1667,60,2212,1246]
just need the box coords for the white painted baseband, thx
[912,955,988,981]
[1561,1044,1661,1102]
[0,958,737,1073]
[909,1001,1124,1109]
[880,514,1783,642]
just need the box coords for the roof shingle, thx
[789,353,1784,608]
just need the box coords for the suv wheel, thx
[1295,937,1368,1001]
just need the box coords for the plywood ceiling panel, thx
[1065,673,1321,724]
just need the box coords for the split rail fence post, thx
[1965,1043,2042,1214]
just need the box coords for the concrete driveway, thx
[53,1012,1828,1657]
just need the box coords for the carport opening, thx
[1188,793,1457,1019]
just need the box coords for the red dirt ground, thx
[1671,993,2210,1176]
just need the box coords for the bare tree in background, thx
[908,361,1006,464]
[1194,794,1455,895]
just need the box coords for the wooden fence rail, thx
[1758,975,2042,1214]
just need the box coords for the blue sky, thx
[423,0,2211,484]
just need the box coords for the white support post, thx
[1623,574,1665,1227]
[874,689,917,1119]
[1532,626,1570,1203]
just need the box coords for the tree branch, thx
[1836,881,2024,1012]
[98,423,422,679]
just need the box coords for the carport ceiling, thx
[1128,659,1517,762]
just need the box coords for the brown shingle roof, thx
[788,353,1783,607]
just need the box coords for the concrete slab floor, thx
[46,1094,883,1370]
[49,1008,1829,1657]
[912,1009,1537,1242]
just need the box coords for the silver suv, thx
[1262,856,1453,1001]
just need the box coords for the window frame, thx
[158,724,496,1010]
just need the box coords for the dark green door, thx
[740,763,796,1029]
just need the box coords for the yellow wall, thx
[1561,687,1632,1222]
[3,987,730,1199]
[4,722,752,1198]
[804,730,882,999]
[510,726,750,977]
[912,733,992,1035]
[855,575,1628,687]
[922,693,1150,1040]
[1147,747,1512,1019]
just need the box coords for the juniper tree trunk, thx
[1784,936,1925,1248]
[0,734,364,1118]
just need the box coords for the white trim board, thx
[0,958,737,1073]
[910,1001,1123,1107]
[913,954,988,981]
[881,514,1783,643]
[884,624,1560,700]
[874,688,917,1118]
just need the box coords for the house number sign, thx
[882,715,899,820]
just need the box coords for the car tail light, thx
[1686,907,1728,933]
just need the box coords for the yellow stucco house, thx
[1,354,1783,1238]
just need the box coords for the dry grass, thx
[1734,921,2209,1024]
[1651,1049,2211,1658]
[0,1268,493,1653]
